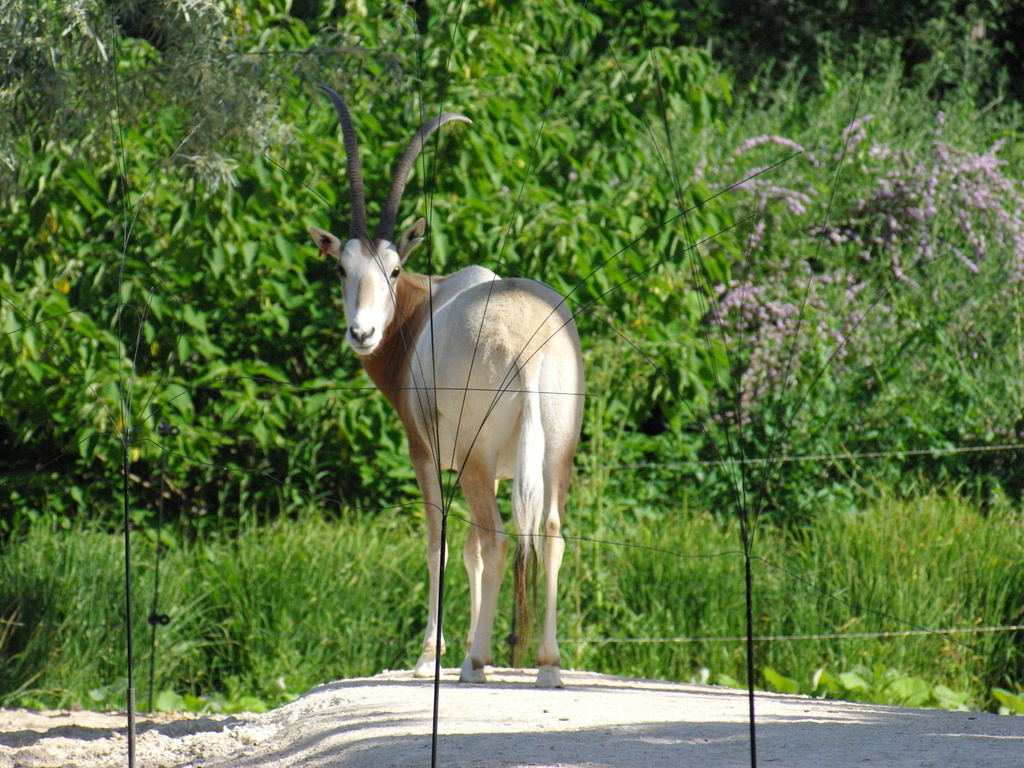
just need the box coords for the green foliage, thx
[0,511,439,709]
[0,0,288,199]
[4,0,1023,529]
[992,687,1024,715]
[618,0,1024,103]
[0,0,740,531]
[760,663,977,710]
[692,50,1024,520]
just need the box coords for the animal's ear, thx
[396,218,426,263]
[309,226,342,259]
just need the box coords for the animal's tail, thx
[510,366,545,668]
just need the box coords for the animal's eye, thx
[338,264,347,279]
[390,266,401,279]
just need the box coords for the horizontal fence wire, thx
[593,442,1024,471]
[563,625,1024,645]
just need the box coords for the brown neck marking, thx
[359,271,435,411]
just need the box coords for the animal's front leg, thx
[412,451,447,678]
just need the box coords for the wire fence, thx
[598,442,1024,469]
[564,625,1024,645]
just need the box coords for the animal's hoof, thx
[459,658,487,683]
[535,665,563,688]
[413,656,437,678]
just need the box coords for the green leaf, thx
[182,304,208,333]
[76,427,98,460]
[88,688,108,703]
[274,231,297,261]
[992,688,1024,715]
[885,675,930,707]
[154,690,187,712]
[811,667,840,695]
[252,420,270,447]
[184,694,213,713]
[22,360,45,384]
[222,695,269,714]
[932,685,970,712]
[837,672,871,692]
[762,667,800,695]
[714,673,744,689]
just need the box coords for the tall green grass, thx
[1,493,1020,713]
[0,513,438,710]
[566,493,1024,710]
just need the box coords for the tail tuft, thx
[509,542,536,667]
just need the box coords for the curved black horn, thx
[317,85,370,242]
[376,112,472,244]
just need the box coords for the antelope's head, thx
[309,86,470,356]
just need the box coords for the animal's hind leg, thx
[458,465,507,683]
[535,432,575,688]
[461,482,506,648]
[535,504,565,688]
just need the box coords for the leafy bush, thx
[763,664,974,711]
[695,56,1024,519]
[0,0,290,199]
[0,0,740,532]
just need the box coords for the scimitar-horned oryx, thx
[308,86,584,687]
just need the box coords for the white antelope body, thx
[308,86,584,687]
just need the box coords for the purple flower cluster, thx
[828,112,1024,289]
[720,135,818,253]
[701,110,1024,419]
[707,264,868,423]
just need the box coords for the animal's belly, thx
[430,384,522,476]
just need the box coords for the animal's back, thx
[406,275,583,475]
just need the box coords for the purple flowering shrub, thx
[826,112,1024,288]
[707,267,865,426]
[700,111,1024,513]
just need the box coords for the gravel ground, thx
[2,668,1021,767]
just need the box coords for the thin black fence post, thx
[147,421,177,712]
[122,443,136,768]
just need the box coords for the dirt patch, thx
[1,669,1020,767]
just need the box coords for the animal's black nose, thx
[351,326,375,343]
